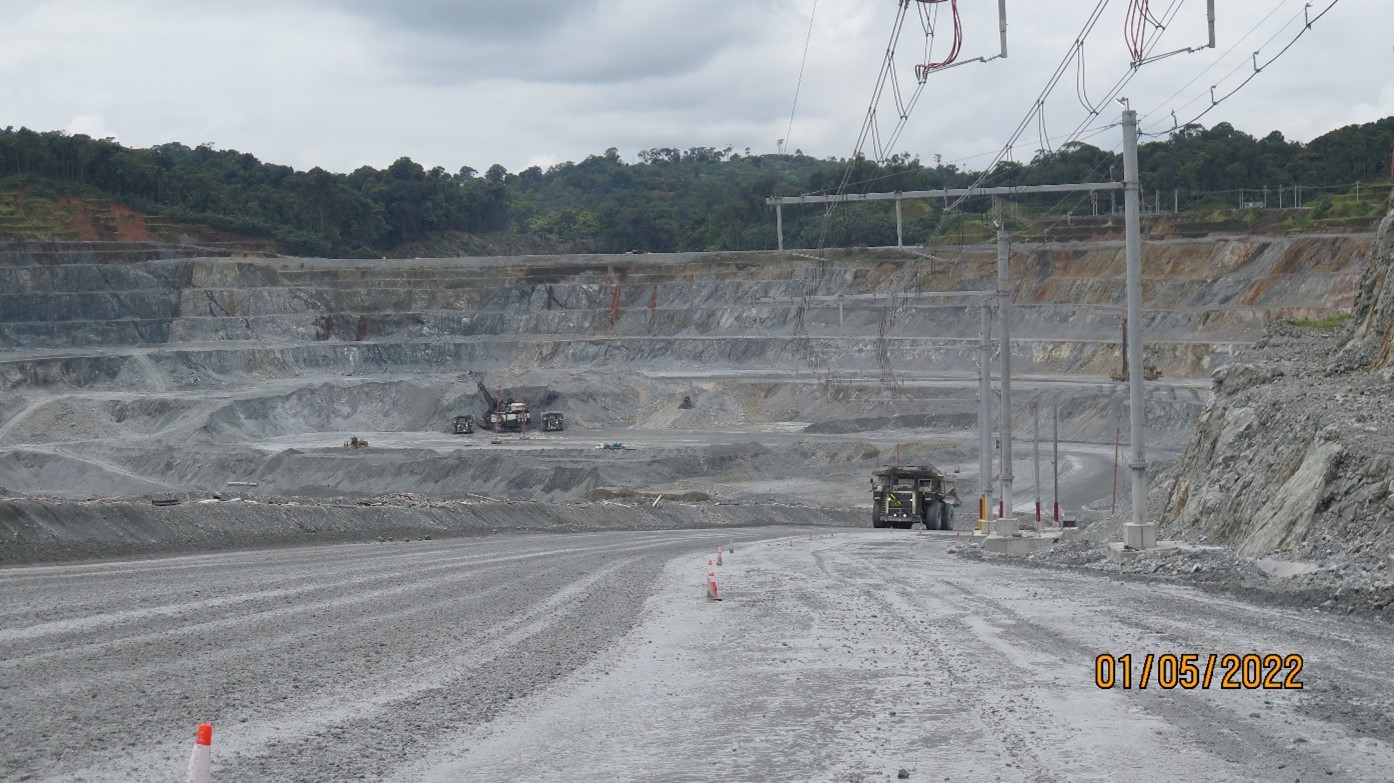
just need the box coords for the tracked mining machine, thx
[457,383,563,433]
[476,382,531,432]
[871,465,959,530]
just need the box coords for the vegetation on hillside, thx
[1,117,1390,257]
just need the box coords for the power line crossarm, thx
[768,181,1123,207]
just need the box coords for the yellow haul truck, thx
[871,465,959,530]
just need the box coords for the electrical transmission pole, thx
[996,221,1013,520]
[1121,106,1154,549]
[978,298,993,530]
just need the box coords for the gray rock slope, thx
[1164,192,1394,568]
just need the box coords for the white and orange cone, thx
[707,570,721,601]
[716,545,723,566]
[187,723,212,783]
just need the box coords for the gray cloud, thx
[357,1,777,87]
[326,0,599,41]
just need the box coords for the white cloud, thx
[63,113,115,141]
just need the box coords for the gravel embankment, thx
[0,496,860,565]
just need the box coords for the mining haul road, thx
[3,530,1393,782]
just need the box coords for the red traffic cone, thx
[707,571,721,601]
[187,723,212,783]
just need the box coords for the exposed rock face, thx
[1164,192,1394,562]
[1334,204,1394,376]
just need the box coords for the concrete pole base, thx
[983,533,1054,555]
[1122,523,1158,551]
[989,518,1020,538]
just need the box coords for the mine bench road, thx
[3,529,1393,782]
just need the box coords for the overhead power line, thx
[1146,0,1344,136]
[782,0,820,155]
[816,0,1007,250]
[1138,0,1295,133]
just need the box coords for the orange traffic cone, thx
[187,723,212,783]
[716,547,723,566]
[707,570,721,601]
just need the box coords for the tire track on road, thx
[4,529,762,783]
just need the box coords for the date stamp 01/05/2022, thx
[1095,653,1304,690]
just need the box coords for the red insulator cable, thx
[914,0,962,80]
[1125,0,1149,62]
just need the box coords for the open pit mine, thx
[4,206,1394,781]
[0,232,1369,553]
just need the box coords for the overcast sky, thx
[3,0,1390,177]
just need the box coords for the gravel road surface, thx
[402,535,1394,782]
[6,530,1393,782]
[0,528,779,782]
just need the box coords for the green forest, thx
[1,117,1391,257]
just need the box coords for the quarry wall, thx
[0,234,1370,392]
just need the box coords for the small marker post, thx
[187,723,212,783]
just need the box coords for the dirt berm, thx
[0,496,860,565]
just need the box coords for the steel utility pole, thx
[1121,106,1154,549]
[895,196,904,248]
[1032,398,1041,529]
[978,298,993,530]
[996,222,1014,520]
[1052,403,1060,525]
